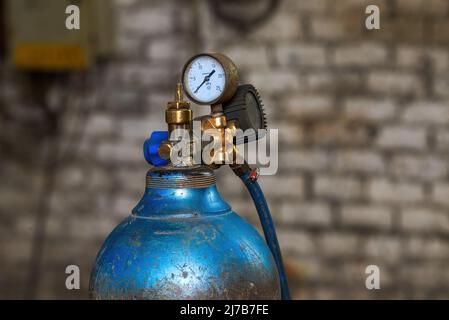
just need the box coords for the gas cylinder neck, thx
[131,166,231,218]
[145,166,216,189]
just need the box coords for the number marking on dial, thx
[184,56,226,104]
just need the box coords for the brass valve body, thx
[166,83,192,137]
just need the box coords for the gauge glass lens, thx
[184,56,226,104]
[246,92,263,129]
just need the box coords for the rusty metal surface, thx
[145,166,217,189]
[90,167,280,299]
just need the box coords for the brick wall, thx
[1,0,449,299]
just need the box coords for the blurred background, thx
[1,0,449,299]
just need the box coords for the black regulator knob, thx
[223,84,267,144]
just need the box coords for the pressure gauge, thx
[182,53,239,105]
[223,84,267,144]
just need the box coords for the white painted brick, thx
[216,170,246,197]
[146,39,188,62]
[434,75,449,98]
[341,205,393,229]
[302,71,363,93]
[85,113,115,137]
[402,101,449,125]
[198,3,238,44]
[333,0,389,13]
[310,121,370,146]
[376,126,427,150]
[258,175,304,198]
[401,208,449,233]
[116,168,147,194]
[312,288,340,300]
[368,179,424,203]
[339,263,386,289]
[319,233,359,257]
[115,0,137,7]
[284,0,328,13]
[428,49,449,71]
[248,70,301,93]
[13,216,34,240]
[280,202,332,226]
[273,121,304,145]
[97,141,143,164]
[90,168,117,190]
[364,236,402,262]
[284,94,333,118]
[367,71,423,96]
[288,257,335,284]
[431,183,449,206]
[146,92,173,111]
[334,150,385,173]
[118,63,171,88]
[251,12,303,40]
[116,36,142,58]
[404,237,449,259]
[391,155,448,181]
[222,46,269,68]
[226,199,255,222]
[67,217,117,239]
[278,230,317,256]
[334,43,388,67]
[397,46,424,68]
[276,44,327,67]
[398,47,449,70]
[310,17,345,40]
[0,188,36,213]
[396,0,449,16]
[112,195,138,218]
[120,116,163,141]
[399,264,445,289]
[343,98,397,122]
[281,149,330,171]
[314,175,362,200]
[436,129,449,150]
[120,7,173,35]
[302,71,334,91]
[58,166,85,189]
[0,240,31,263]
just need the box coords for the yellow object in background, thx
[6,0,113,71]
[13,43,88,70]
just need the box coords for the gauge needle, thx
[194,69,215,93]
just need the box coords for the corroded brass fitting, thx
[166,83,192,136]
[159,83,193,164]
[201,113,234,165]
[157,142,173,160]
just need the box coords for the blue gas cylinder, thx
[89,166,281,299]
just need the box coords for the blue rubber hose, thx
[239,170,291,300]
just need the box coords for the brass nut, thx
[166,109,192,124]
[167,101,190,109]
[211,115,227,128]
[202,115,227,130]
[227,120,238,131]
[158,143,173,160]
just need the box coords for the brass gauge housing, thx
[182,53,239,106]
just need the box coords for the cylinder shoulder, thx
[90,212,280,299]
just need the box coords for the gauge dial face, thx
[246,92,263,130]
[183,55,226,104]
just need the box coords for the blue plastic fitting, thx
[143,131,169,167]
